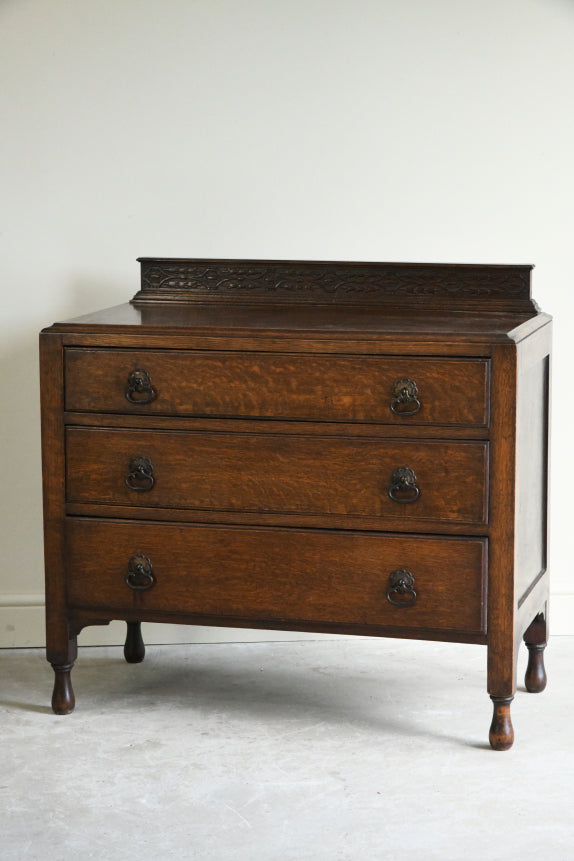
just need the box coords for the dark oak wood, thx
[70,606,487,645]
[51,662,76,715]
[65,348,490,427]
[65,427,489,526]
[523,612,548,693]
[50,302,541,342]
[486,345,518,702]
[65,519,487,634]
[124,621,145,664]
[489,696,515,751]
[134,258,537,313]
[39,257,551,749]
[64,501,492,536]
[62,410,492,440]
[40,333,79,714]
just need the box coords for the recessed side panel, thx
[515,329,551,607]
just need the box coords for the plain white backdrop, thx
[1,0,573,645]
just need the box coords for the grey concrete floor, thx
[1,636,573,860]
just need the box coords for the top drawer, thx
[65,349,490,427]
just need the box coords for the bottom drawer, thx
[66,520,487,635]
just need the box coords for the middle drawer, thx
[66,427,488,526]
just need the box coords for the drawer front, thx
[66,519,487,634]
[66,428,488,525]
[65,349,490,427]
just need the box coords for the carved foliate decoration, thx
[134,258,534,311]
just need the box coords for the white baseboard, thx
[547,591,573,638]
[0,596,47,648]
[1,592,572,649]
[0,595,334,648]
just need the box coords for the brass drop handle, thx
[387,569,417,607]
[390,378,421,416]
[126,554,155,591]
[125,369,156,405]
[125,456,155,492]
[388,466,420,503]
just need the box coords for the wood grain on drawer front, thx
[66,427,489,525]
[66,520,487,634]
[64,348,490,426]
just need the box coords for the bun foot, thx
[51,663,75,715]
[525,643,547,693]
[124,622,145,664]
[489,696,514,751]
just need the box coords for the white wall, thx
[1,0,573,646]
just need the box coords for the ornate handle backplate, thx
[125,456,155,492]
[387,569,417,607]
[125,554,155,591]
[388,466,420,503]
[390,378,421,416]
[125,369,156,405]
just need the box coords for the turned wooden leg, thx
[51,662,76,714]
[49,632,77,715]
[124,621,145,663]
[489,696,514,751]
[523,612,547,693]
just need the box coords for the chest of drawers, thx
[40,258,551,749]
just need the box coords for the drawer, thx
[66,519,487,635]
[66,427,489,526]
[65,349,490,427]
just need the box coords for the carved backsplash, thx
[133,258,535,311]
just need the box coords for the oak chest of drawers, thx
[40,258,551,749]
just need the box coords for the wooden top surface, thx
[44,301,550,344]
